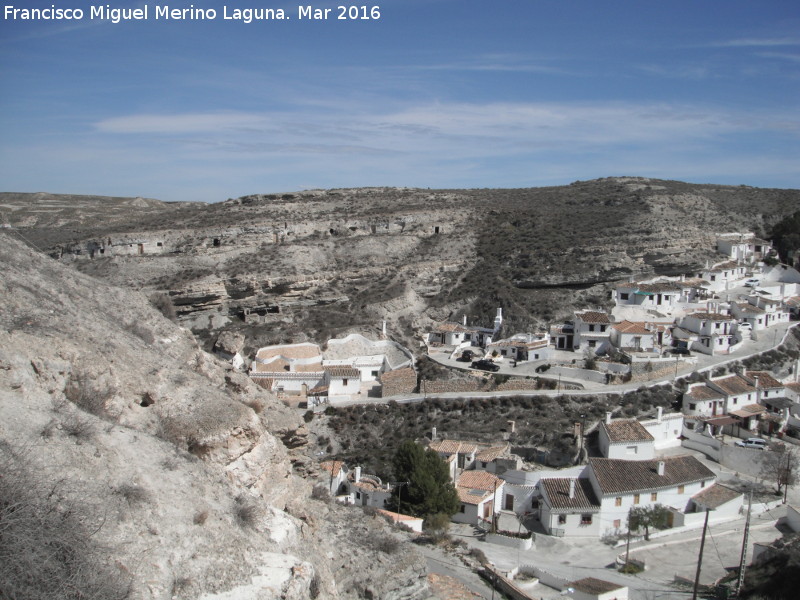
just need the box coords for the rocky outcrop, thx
[0,236,431,599]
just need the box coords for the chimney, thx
[507,420,516,434]
[382,320,387,336]
[657,406,663,423]
[354,466,361,483]
[463,315,467,326]
[681,274,685,282]
[657,461,665,476]
[569,479,576,499]
[754,375,761,403]
[431,426,437,440]
[605,412,612,425]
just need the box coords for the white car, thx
[735,438,767,449]
[744,278,760,287]
[738,321,753,331]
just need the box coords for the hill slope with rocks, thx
[0,235,431,600]
[4,177,800,355]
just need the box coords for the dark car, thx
[456,350,474,362]
[668,347,690,355]
[471,359,499,372]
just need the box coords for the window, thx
[633,494,640,504]
[600,325,607,332]
[505,494,514,511]
[621,293,629,300]
[664,295,670,301]
[615,497,622,507]
[481,462,488,468]
[613,519,621,528]
[651,493,657,502]
[558,514,567,525]
[356,492,361,500]
[626,446,638,455]
[580,514,593,525]
[678,485,685,494]
[689,403,696,410]
[459,505,465,513]
[589,324,595,332]
[715,323,721,329]
[711,275,716,281]
[371,370,379,378]
[342,378,348,386]
[589,340,596,348]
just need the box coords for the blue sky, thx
[1,0,799,203]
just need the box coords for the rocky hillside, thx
[4,177,800,353]
[0,235,431,600]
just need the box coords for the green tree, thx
[771,211,800,265]
[628,504,670,540]
[390,440,459,518]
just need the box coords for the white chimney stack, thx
[657,406,663,423]
[569,479,576,499]
[605,412,612,425]
[382,320,387,336]
[431,426,437,440]
[463,315,467,326]
[354,466,361,483]
[657,461,665,476]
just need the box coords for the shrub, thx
[0,442,132,600]
[64,370,114,418]
[311,485,330,501]
[371,534,401,554]
[233,496,260,528]
[62,412,96,443]
[193,510,209,525]
[149,292,177,321]
[115,484,150,506]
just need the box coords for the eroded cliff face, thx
[0,236,429,600]
[12,179,799,352]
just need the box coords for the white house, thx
[716,234,772,264]
[597,415,655,461]
[428,439,479,477]
[573,310,613,352]
[453,470,505,526]
[674,311,739,355]
[695,261,748,292]
[587,456,716,537]
[614,281,682,311]
[682,382,728,418]
[319,459,349,497]
[608,321,659,352]
[486,333,551,363]
[426,309,503,349]
[346,467,394,508]
[640,409,684,450]
[538,476,601,537]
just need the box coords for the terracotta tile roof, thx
[456,470,503,492]
[322,366,360,378]
[612,321,654,335]
[456,487,491,505]
[786,382,800,393]
[786,296,800,308]
[570,577,625,595]
[575,311,611,324]
[589,456,715,495]
[709,260,741,271]
[540,478,600,511]
[710,374,755,396]
[601,419,655,443]
[745,371,784,390]
[735,302,765,314]
[688,312,735,321]
[320,460,345,477]
[430,439,479,455]
[635,282,682,293]
[681,277,711,287]
[434,322,471,333]
[692,483,741,509]
[730,404,766,417]
[686,384,725,400]
[475,446,509,462]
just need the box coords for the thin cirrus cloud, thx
[707,37,800,48]
[92,101,799,159]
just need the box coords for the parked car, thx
[738,321,753,331]
[744,278,760,287]
[471,359,500,372]
[735,438,767,449]
[456,350,474,362]
[668,346,691,355]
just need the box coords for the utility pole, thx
[736,490,753,597]
[692,509,711,600]
[784,452,791,504]
[624,507,632,570]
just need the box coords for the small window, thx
[651,492,657,502]
[371,370,378,377]
[633,494,640,504]
[558,514,567,525]
[615,497,622,507]
[481,462,487,468]
[689,403,696,410]
[621,293,629,300]
[356,492,361,500]
[580,514,593,525]
[600,325,607,332]
[678,485,685,494]
[588,340,596,348]
[589,324,595,332]
[613,519,621,528]
[459,504,465,513]
[342,378,348,386]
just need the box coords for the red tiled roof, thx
[322,366,360,378]
[612,321,654,335]
[475,446,509,462]
[456,470,503,492]
[320,460,344,477]
[601,419,655,443]
[710,374,755,396]
[575,311,611,324]
[730,404,766,418]
[457,487,491,505]
[692,483,741,509]
[570,577,625,595]
[688,312,735,321]
[686,384,725,400]
[540,478,600,511]
[589,456,715,495]
[745,371,784,390]
[430,440,479,455]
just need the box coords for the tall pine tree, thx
[390,440,459,518]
